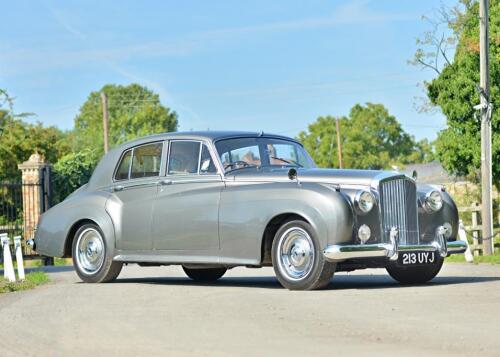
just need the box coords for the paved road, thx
[1,263,499,356]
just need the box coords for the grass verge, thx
[0,271,49,294]
[446,254,500,264]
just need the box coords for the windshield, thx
[215,137,315,172]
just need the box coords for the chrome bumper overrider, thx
[323,226,467,262]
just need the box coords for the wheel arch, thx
[260,213,311,265]
[63,219,98,257]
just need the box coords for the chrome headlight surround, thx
[423,190,443,213]
[354,190,376,215]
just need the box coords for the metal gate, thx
[0,167,52,258]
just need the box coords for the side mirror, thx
[288,168,297,180]
[412,170,418,181]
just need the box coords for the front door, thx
[152,141,222,251]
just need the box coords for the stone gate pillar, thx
[18,153,51,248]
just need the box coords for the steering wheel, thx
[224,160,251,170]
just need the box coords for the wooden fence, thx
[458,203,500,256]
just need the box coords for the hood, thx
[227,167,403,187]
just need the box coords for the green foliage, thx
[52,149,98,203]
[0,84,178,203]
[0,114,70,182]
[422,1,499,187]
[73,84,178,158]
[298,103,432,169]
[0,271,49,294]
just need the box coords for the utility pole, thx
[101,92,110,154]
[335,118,343,169]
[479,0,494,255]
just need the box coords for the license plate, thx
[398,251,437,266]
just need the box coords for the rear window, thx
[130,143,163,179]
[114,142,163,181]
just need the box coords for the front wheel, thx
[182,266,227,282]
[272,219,335,290]
[386,257,444,284]
[72,223,123,283]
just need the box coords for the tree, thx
[73,84,178,157]
[0,117,70,181]
[52,149,98,203]
[414,1,499,187]
[298,103,431,170]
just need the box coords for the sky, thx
[1,0,457,141]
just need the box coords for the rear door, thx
[110,142,164,250]
[152,140,223,251]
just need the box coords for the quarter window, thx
[130,143,163,179]
[114,150,132,181]
[200,145,217,174]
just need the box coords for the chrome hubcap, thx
[277,227,315,281]
[76,228,104,275]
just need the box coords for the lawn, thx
[0,271,49,294]
[446,253,500,264]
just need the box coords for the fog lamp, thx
[442,222,452,238]
[358,224,371,244]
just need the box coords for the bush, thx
[52,149,98,203]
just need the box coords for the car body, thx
[33,131,467,290]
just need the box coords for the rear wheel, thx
[72,223,122,283]
[272,219,335,290]
[386,257,444,284]
[182,266,227,282]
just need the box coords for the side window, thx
[168,141,201,175]
[200,145,217,174]
[130,143,163,179]
[114,150,132,181]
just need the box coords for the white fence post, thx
[458,220,474,263]
[1,233,16,282]
[14,236,25,280]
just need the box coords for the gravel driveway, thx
[1,263,499,356]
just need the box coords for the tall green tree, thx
[412,1,499,187]
[0,115,70,181]
[74,84,178,157]
[298,103,431,169]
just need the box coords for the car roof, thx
[87,131,302,190]
[116,130,301,150]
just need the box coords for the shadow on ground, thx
[8,264,499,290]
[112,273,500,290]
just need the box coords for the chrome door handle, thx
[113,185,124,192]
[159,179,172,186]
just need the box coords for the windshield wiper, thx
[269,156,303,168]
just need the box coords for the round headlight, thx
[424,190,443,212]
[355,190,375,214]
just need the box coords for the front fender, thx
[417,185,459,242]
[219,181,353,265]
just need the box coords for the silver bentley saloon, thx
[32,131,467,290]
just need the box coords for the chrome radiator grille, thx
[379,177,419,245]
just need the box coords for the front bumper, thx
[323,226,467,262]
